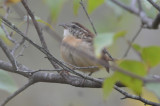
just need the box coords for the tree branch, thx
[123,25,143,57]
[152,13,160,29]
[114,86,160,106]
[147,0,160,12]
[0,80,34,106]
[80,0,97,35]
[111,0,153,28]
[0,38,17,70]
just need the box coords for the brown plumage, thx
[60,22,113,73]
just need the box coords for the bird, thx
[59,22,113,74]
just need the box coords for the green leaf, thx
[0,70,17,93]
[132,44,142,53]
[113,30,127,41]
[93,32,114,58]
[146,83,160,98]
[73,0,80,15]
[142,46,160,67]
[88,0,105,14]
[116,60,147,94]
[103,74,118,98]
[45,0,66,22]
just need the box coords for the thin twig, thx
[15,44,29,58]
[1,7,17,44]
[21,0,59,69]
[0,38,17,70]
[123,25,143,58]
[11,14,30,55]
[0,80,34,106]
[137,0,142,12]
[111,0,153,28]
[152,13,160,29]
[147,0,160,12]
[111,0,139,15]
[1,23,17,44]
[21,0,48,50]
[131,0,137,8]
[80,0,97,35]
[80,0,113,60]
[114,86,160,106]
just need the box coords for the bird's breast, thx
[61,36,99,72]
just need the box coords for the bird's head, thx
[59,22,94,39]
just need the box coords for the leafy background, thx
[0,0,160,106]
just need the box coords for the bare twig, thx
[21,0,48,50]
[11,15,30,55]
[137,0,142,12]
[15,44,29,58]
[80,0,97,35]
[152,13,160,29]
[0,80,34,106]
[21,0,59,69]
[123,25,143,58]
[114,86,160,106]
[1,7,17,44]
[111,0,139,15]
[0,38,17,70]
[131,0,137,8]
[147,0,160,12]
[1,24,17,44]
[80,0,113,60]
[111,0,153,28]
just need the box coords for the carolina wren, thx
[59,22,113,73]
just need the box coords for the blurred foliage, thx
[94,32,114,58]
[133,45,160,68]
[103,73,118,98]
[142,46,160,68]
[146,83,160,99]
[87,0,105,13]
[73,0,80,15]
[113,30,127,41]
[0,70,17,93]
[94,31,126,58]
[0,28,12,45]
[4,0,21,5]
[103,44,160,98]
[44,0,66,22]
[103,60,147,98]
